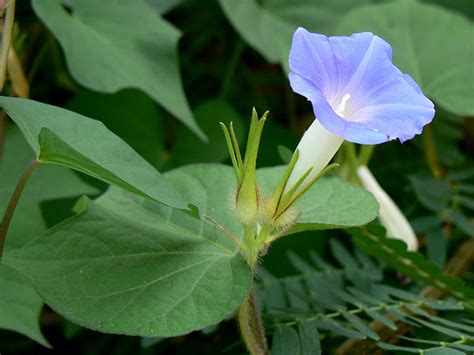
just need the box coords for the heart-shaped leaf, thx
[33,0,204,138]
[4,185,252,337]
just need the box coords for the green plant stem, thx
[342,142,359,183]
[237,289,268,355]
[0,159,40,257]
[423,125,442,178]
[219,39,245,100]
[358,145,375,167]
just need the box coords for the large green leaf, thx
[4,188,252,337]
[0,265,49,347]
[0,97,187,209]
[32,0,204,138]
[3,163,376,337]
[219,0,367,70]
[338,0,474,116]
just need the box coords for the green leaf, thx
[297,320,321,355]
[277,145,293,165]
[0,97,187,209]
[166,99,245,168]
[4,176,252,337]
[219,0,366,70]
[261,243,473,352]
[66,89,164,168]
[410,175,452,212]
[351,225,474,303]
[409,175,474,237]
[272,324,301,355]
[32,0,204,138]
[257,167,379,233]
[0,265,49,347]
[424,348,466,355]
[338,0,474,116]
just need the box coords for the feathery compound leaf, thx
[260,240,474,353]
[350,225,474,304]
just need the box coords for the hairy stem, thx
[0,159,41,257]
[237,289,268,355]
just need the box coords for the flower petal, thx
[289,28,338,98]
[288,28,435,144]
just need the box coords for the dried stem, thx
[7,45,29,98]
[0,0,16,91]
[0,0,18,159]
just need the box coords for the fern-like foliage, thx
[258,239,474,354]
[351,224,474,305]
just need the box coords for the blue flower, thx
[289,28,435,144]
[284,28,435,194]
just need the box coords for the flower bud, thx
[357,166,418,251]
[221,109,267,226]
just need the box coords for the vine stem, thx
[237,288,268,355]
[0,159,41,257]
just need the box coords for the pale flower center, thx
[334,93,351,118]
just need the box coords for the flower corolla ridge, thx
[284,28,435,194]
[289,27,435,144]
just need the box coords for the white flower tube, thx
[284,119,344,194]
[357,166,418,251]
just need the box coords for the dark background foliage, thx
[1,0,473,354]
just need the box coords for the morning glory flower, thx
[285,28,435,193]
[357,166,418,251]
